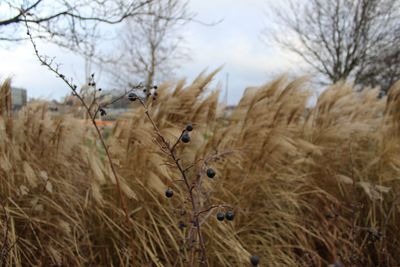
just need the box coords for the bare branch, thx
[265,0,400,90]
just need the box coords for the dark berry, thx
[250,255,260,266]
[206,168,216,178]
[216,212,225,221]
[178,221,187,230]
[99,108,107,116]
[186,123,193,132]
[128,92,137,101]
[165,188,173,198]
[181,132,190,143]
[225,210,235,221]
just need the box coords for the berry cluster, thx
[215,210,234,221]
[128,85,158,102]
[143,115,259,266]
[180,123,193,143]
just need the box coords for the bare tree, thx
[106,0,191,90]
[0,0,153,50]
[265,0,400,92]
[359,39,400,92]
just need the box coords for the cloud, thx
[0,40,102,100]
[179,0,298,104]
[0,0,300,105]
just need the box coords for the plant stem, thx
[139,99,209,267]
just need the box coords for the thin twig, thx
[138,98,209,267]
[24,16,129,222]
[171,129,186,152]
[23,15,137,263]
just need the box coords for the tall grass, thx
[1,75,399,266]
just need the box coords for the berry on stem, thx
[206,168,216,178]
[225,210,235,221]
[181,132,190,143]
[186,123,193,132]
[99,108,107,116]
[250,255,260,266]
[216,212,225,221]
[165,188,173,198]
[128,92,137,101]
[178,221,187,230]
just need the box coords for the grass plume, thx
[0,74,400,266]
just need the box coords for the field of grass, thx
[1,73,400,266]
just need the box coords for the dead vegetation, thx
[1,74,400,266]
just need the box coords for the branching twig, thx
[23,15,138,263]
[24,17,129,223]
[137,98,210,266]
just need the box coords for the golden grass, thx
[1,75,400,266]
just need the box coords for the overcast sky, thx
[0,0,302,105]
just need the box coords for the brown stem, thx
[138,99,209,267]
[24,16,136,263]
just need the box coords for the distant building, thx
[11,87,27,110]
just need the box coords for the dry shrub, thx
[1,74,400,266]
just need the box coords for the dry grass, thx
[1,74,400,266]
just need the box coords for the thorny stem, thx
[23,16,137,262]
[138,99,209,267]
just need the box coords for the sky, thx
[0,0,303,105]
